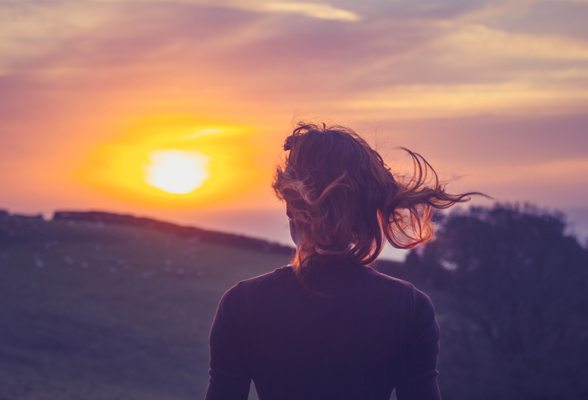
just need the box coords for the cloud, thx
[255,2,361,21]
[435,24,588,62]
[0,2,118,73]
[342,83,588,119]
[2,0,587,108]
[33,0,363,21]
[182,129,225,139]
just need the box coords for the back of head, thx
[273,123,477,273]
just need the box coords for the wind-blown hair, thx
[273,123,479,275]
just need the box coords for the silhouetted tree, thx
[409,204,588,399]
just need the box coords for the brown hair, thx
[273,123,480,277]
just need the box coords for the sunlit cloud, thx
[211,0,363,21]
[435,24,588,62]
[256,2,361,21]
[0,2,116,73]
[344,83,588,118]
[29,0,363,21]
[182,129,225,139]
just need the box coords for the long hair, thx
[273,123,482,280]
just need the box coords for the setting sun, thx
[143,150,212,194]
[78,116,264,207]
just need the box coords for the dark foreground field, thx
[0,215,290,400]
[2,208,587,400]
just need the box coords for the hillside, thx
[0,210,481,400]
[3,207,587,399]
[0,212,292,400]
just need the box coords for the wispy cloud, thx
[49,0,363,21]
[255,2,361,21]
[343,83,588,118]
[431,24,588,67]
[182,129,225,139]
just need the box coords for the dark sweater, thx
[206,264,441,400]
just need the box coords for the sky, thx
[1,0,587,260]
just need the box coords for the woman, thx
[206,123,477,400]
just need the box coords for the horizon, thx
[2,202,587,262]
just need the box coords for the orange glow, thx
[78,115,263,208]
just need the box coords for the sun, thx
[143,149,212,194]
[79,117,264,207]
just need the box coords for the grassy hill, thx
[1,211,506,400]
[0,214,291,400]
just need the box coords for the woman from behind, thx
[206,123,477,400]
